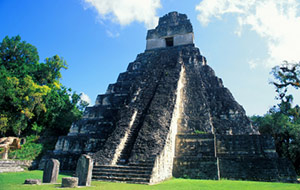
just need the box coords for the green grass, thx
[0,170,71,190]
[0,170,299,190]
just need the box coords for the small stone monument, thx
[24,179,41,185]
[42,159,59,183]
[61,177,78,188]
[75,154,93,186]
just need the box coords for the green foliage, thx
[251,103,300,174]
[0,35,88,139]
[8,135,43,160]
[31,122,42,135]
[0,114,9,135]
[251,61,300,174]
[0,36,39,79]
[0,35,88,160]
[251,106,300,168]
[271,61,300,99]
[38,88,88,136]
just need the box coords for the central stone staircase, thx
[92,157,155,184]
[92,165,152,184]
[116,116,143,165]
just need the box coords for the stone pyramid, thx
[53,12,297,184]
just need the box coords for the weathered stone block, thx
[61,177,78,188]
[75,154,93,186]
[24,179,41,185]
[42,159,59,183]
[173,156,218,180]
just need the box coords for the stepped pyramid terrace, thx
[51,12,297,184]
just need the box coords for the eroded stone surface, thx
[76,154,93,186]
[173,134,297,182]
[24,179,41,185]
[147,12,193,39]
[61,177,78,188]
[42,159,59,183]
[146,12,194,50]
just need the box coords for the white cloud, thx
[196,0,300,67]
[106,30,120,38]
[83,0,161,28]
[80,92,92,105]
[248,59,258,69]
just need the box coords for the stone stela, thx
[75,154,93,186]
[42,159,59,183]
[51,12,297,184]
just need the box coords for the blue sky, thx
[1,0,300,116]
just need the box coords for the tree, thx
[36,87,88,136]
[0,35,87,138]
[251,103,300,174]
[271,61,300,99]
[251,61,300,174]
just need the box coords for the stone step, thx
[92,176,150,184]
[116,158,155,166]
[93,165,153,171]
[130,159,156,163]
[128,163,154,167]
[0,166,24,173]
[176,134,214,139]
[93,168,152,175]
[176,151,215,157]
[174,156,217,161]
[0,163,19,167]
[93,171,151,178]
[0,161,19,164]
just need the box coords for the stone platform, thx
[173,134,297,182]
[0,160,35,173]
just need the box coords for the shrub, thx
[8,135,43,160]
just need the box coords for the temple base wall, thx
[173,134,297,182]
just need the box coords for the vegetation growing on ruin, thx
[194,130,207,134]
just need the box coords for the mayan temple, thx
[52,12,297,184]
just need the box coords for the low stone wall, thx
[173,156,218,179]
[219,157,297,182]
[0,160,37,173]
[172,134,297,182]
[0,160,35,168]
[175,134,215,157]
[173,134,218,179]
[216,135,277,158]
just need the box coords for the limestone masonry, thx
[52,12,297,184]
